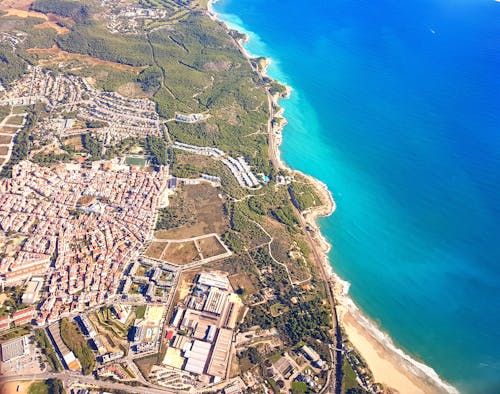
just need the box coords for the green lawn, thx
[125,156,147,166]
[28,381,49,394]
[135,305,147,319]
[342,358,363,392]
[291,381,309,394]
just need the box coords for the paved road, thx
[0,371,180,394]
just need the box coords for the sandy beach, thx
[207,1,458,393]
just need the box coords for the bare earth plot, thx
[155,184,228,240]
[161,241,200,265]
[28,46,145,73]
[144,241,168,260]
[0,135,12,144]
[198,235,227,258]
[0,128,17,135]
[229,273,257,295]
[0,8,70,34]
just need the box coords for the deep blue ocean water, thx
[213,0,500,392]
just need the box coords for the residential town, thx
[0,57,344,394]
[1,66,162,146]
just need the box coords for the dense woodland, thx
[31,0,90,23]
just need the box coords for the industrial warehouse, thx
[162,272,243,383]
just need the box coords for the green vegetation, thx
[241,248,332,345]
[0,43,28,88]
[95,307,131,338]
[0,0,341,386]
[0,286,28,316]
[47,379,64,394]
[146,136,168,165]
[342,358,368,393]
[135,305,147,319]
[0,324,31,341]
[137,66,162,94]
[288,181,321,211]
[31,0,90,23]
[32,152,72,165]
[82,133,103,160]
[103,137,143,160]
[221,231,244,254]
[291,381,311,394]
[268,80,288,97]
[85,120,107,129]
[0,109,37,178]
[239,346,262,365]
[28,381,49,394]
[125,157,146,166]
[0,105,10,120]
[57,24,151,66]
[28,379,64,394]
[60,317,95,374]
[156,205,195,230]
[34,329,63,372]
[271,204,299,229]
[52,9,271,171]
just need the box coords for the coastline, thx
[207,1,458,393]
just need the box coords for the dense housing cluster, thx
[0,161,167,323]
[1,66,161,143]
[173,142,260,188]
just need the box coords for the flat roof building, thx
[183,340,211,375]
[207,328,232,378]
[197,273,229,291]
[301,345,320,363]
[22,277,44,304]
[204,287,227,315]
[0,335,29,362]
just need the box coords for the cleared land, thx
[198,235,227,258]
[161,241,200,265]
[0,381,33,394]
[5,115,24,126]
[0,136,13,144]
[28,45,145,73]
[229,273,257,295]
[155,184,228,239]
[144,241,168,260]
[0,8,70,34]
[63,135,83,150]
[0,128,18,134]
[0,127,17,134]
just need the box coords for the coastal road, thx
[289,200,343,394]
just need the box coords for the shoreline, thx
[207,1,458,393]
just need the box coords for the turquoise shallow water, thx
[213,0,500,392]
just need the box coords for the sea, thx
[212,0,500,392]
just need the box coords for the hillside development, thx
[0,0,377,393]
